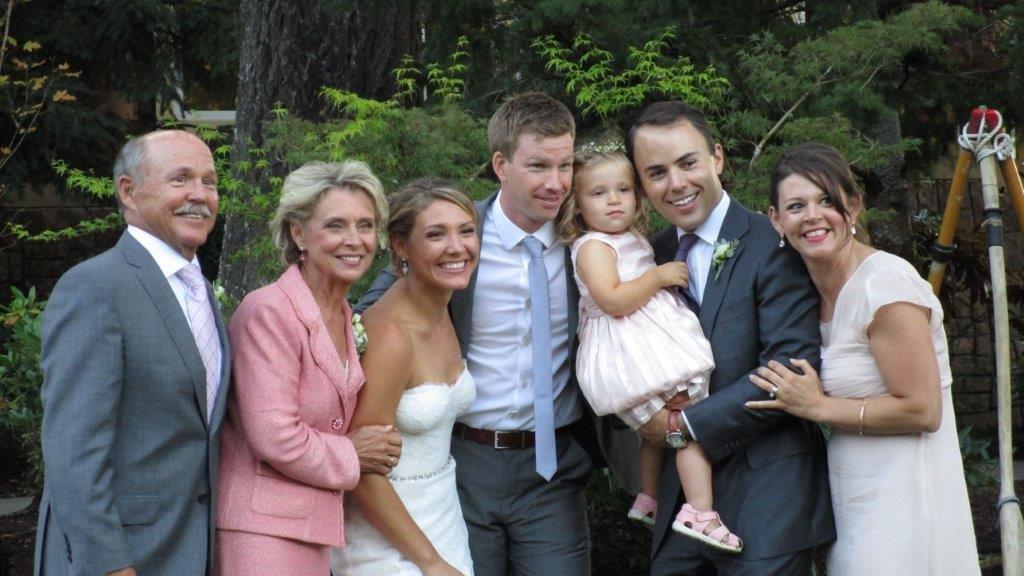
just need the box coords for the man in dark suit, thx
[627,101,834,575]
[35,130,230,576]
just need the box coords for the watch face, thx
[666,432,685,449]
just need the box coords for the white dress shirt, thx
[674,192,731,440]
[127,225,224,413]
[461,192,582,431]
[676,192,731,303]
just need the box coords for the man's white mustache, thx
[174,203,213,218]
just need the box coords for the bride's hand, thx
[420,558,465,576]
[745,358,826,421]
[349,424,403,475]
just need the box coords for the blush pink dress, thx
[821,251,979,576]
[571,231,714,429]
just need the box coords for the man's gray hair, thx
[112,134,152,213]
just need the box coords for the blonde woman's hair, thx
[387,177,479,275]
[270,160,388,266]
[557,143,649,244]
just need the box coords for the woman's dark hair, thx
[770,143,868,243]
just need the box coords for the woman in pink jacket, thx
[214,160,403,575]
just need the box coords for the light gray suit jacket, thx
[358,193,640,491]
[34,232,231,576]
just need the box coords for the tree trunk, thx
[218,0,419,300]
[857,111,913,255]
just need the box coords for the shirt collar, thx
[127,225,200,278]
[490,190,558,251]
[677,191,731,246]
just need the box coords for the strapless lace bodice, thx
[389,368,475,480]
[333,368,476,576]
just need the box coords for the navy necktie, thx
[674,234,701,313]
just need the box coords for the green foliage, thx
[0,0,81,194]
[0,286,45,486]
[958,426,997,489]
[533,27,729,121]
[424,36,470,108]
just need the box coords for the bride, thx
[332,178,480,576]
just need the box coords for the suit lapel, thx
[563,246,578,336]
[279,265,350,405]
[450,193,496,353]
[698,203,750,336]
[119,233,210,427]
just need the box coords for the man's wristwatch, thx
[665,409,689,449]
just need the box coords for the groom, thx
[628,101,835,575]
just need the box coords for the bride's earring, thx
[778,235,786,248]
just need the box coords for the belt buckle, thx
[492,430,515,450]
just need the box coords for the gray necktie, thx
[523,236,556,480]
[674,233,701,313]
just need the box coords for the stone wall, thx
[909,177,1023,435]
[1,185,121,299]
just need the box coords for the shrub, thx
[958,426,997,488]
[0,286,46,487]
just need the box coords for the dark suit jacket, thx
[649,199,835,560]
[35,232,230,576]
[357,192,640,491]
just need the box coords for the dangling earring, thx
[851,223,858,236]
[400,259,409,275]
[778,235,786,248]
[298,246,306,262]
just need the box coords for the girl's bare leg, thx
[675,442,719,529]
[639,439,662,497]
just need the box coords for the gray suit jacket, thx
[649,200,835,560]
[358,192,640,491]
[34,232,231,576]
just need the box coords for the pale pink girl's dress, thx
[571,230,714,429]
[821,251,979,576]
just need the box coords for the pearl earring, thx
[778,236,786,248]
[851,224,857,236]
[400,259,409,275]
[298,246,306,261]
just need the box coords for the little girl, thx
[558,143,742,553]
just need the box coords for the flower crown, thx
[575,139,626,160]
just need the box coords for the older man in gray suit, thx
[34,129,229,576]
[629,102,835,575]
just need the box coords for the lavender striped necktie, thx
[675,233,701,313]
[176,264,222,423]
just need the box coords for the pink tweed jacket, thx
[216,264,363,547]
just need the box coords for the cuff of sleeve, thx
[337,436,361,492]
[680,411,698,442]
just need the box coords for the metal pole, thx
[975,131,1024,576]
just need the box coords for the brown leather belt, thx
[452,422,570,450]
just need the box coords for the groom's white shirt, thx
[460,191,581,431]
[675,192,731,304]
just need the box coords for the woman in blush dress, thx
[215,161,403,576]
[332,178,479,576]
[746,143,980,576]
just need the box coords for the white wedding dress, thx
[332,369,476,576]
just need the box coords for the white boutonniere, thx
[352,313,368,355]
[711,239,740,280]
